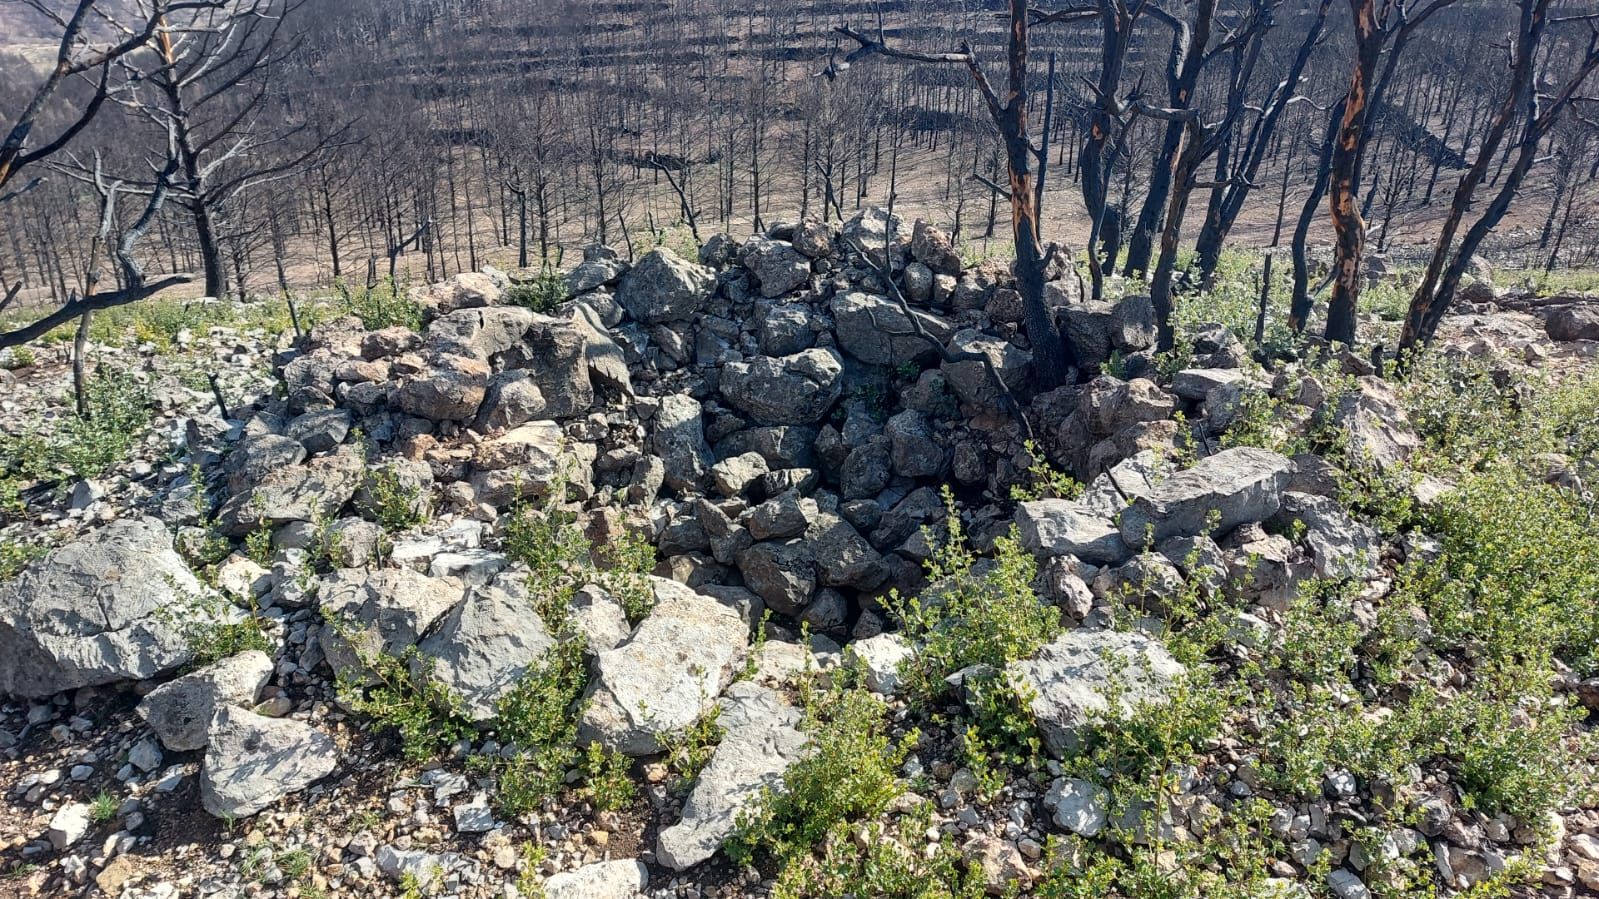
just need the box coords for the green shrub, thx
[339,647,474,763]
[2,346,35,369]
[0,538,44,581]
[505,473,656,624]
[504,482,593,621]
[477,636,590,815]
[359,466,430,533]
[336,279,422,331]
[661,705,725,793]
[729,684,914,868]
[580,741,636,812]
[1009,439,1084,502]
[162,586,274,669]
[504,273,568,315]
[887,490,1057,702]
[767,806,988,899]
[1413,470,1599,674]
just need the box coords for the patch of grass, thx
[89,790,118,824]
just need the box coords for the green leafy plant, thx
[579,741,636,812]
[729,683,914,869]
[887,489,1058,702]
[336,278,422,331]
[476,636,591,816]
[662,705,725,793]
[2,346,35,369]
[338,646,473,762]
[1009,439,1084,502]
[505,272,568,314]
[0,537,44,581]
[359,465,430,533]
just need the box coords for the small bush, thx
[1009,439,1084,502]
[1,346,35,370]
[164,587,274,670]
[339,647,473,763]
[662,705,725,793]
[505,471,656,623]
[360,466,430,533]
[336,279,422,331]
[580,741,636,812]
[504,272,568,314]
[729,683,914,868]
[477,636,590,815]
[767,806,988,899]
[0,538,44,581]
[887,489,1057,702]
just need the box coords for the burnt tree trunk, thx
[1324,0,1385,347]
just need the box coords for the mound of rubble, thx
[3,208,1598,898]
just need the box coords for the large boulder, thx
[225,434,307,495]
[1118,447,1294,549]
[470,420,597,507]
[1058,294,1158,368]
[319,569,464,678]
[1332,377,1422,471]
[395,353,491,422]
[425,306,535,362]
[1005,629,1185,758]
[474,318,595,429]
[414,583,555,721]
[830,291,954,367]
[941,330,1031,407]
[843,207,908,267]
[200,707,338,818]
[579,579,750,755]
[720,348,844,425]
[910,220,961,276]
[616,247,715,324]
[415,271,504,314]
[218,448,364,536]
[656,681,809,870]
[571,304,632,394]
[1547,304,1599,342]
[544,859,649,899]
[1016,500,1132,565]
[0,518,210,698]
[566,257,627,296]
[138,651,274,752]
[735,540,816,616]
[741,238,812,298]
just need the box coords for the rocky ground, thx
[1,212,1598,899]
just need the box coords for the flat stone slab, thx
[656,681,809,870]
[1118,447,1294,549]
